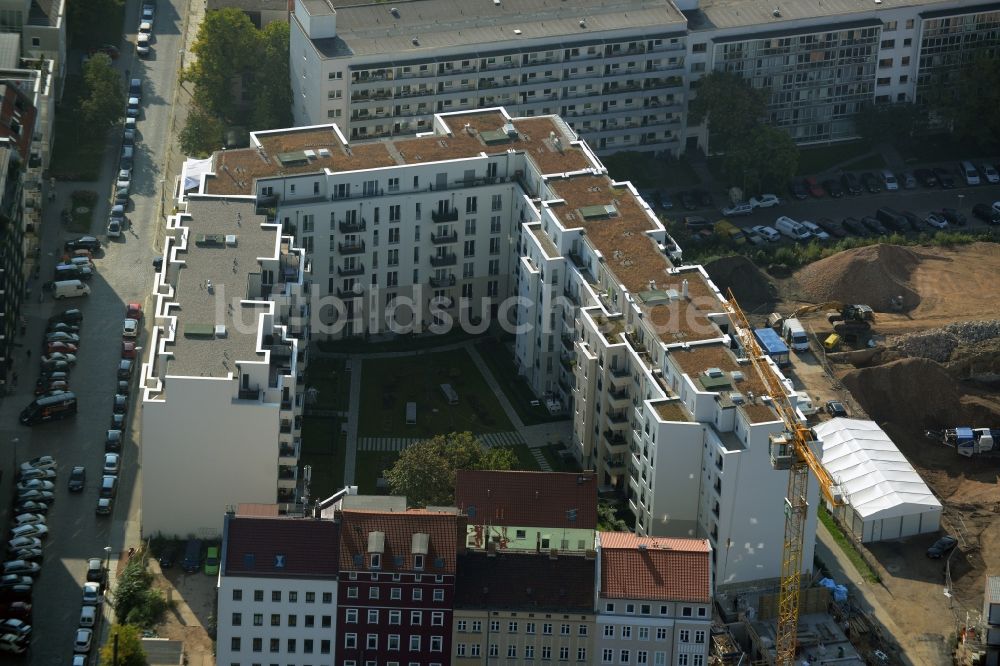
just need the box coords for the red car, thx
[35,380,69,396]
[803,176,826,198]
[125,302,143,322]
[44,341,78,355]
[87,44,120,59]
[121,340,137,359]
[0,601,31,621]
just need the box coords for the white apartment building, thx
[139,196,308,538]
[288,0,998,153]
[183,106,815,585]
[216,510,340,666]
[0,0,67,92]
[290,0,690,153]
[595,533,712,666]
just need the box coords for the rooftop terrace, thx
[667,341,778,424]
[160,198,281,378]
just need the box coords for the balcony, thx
[430,253,457,267]
[603,429,628,451]
[336,286,364,298]
[712,503,720,519]
[338,219,366,233]
[431,230,458,244]
[608,387,629,407]
[562,288,579,306]
[338,240,366,255]
[279,440,300,466]
[237,386,261,401]
[430,208,459,223]
[429,275,456,288]
[561,335,574,352]
[608,410,628,426]
[603,454,627,470]
[337,264,365,276]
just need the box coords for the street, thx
[0,0,188,662]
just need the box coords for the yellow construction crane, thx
[726,289,843,665]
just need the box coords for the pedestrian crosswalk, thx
[359,431,528,452]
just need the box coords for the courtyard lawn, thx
[796,141,873,175]
[474,338,570,426]
[541,444,582,473]
[305,357,351,412]
[600,152,701,189]
[358,348,513,438]
[354,451,400,495]
[299,417,345,499]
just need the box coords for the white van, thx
[782,317,810,352]
[880,169,899,191]
[774,216,811,241]
[959,161,981,186]
[53,280,90,299]
[79,605,98,628]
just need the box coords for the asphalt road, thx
[0,0,186,662]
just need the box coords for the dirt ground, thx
[150,559,217,665]
[761,242,1000,663]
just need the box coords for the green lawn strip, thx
[316,328,479,354]
[796,141,872,175]
[897,135,999,164]
[474,338,569,426]
[67,190,98,233]
[601,152,700,189]
[305,357,350,411]
[507,444,541,471]
[840,154,887,172]
[299,417,345,498]
[354,451,399,494]
[358,348,513,438]
[818,505,880,583]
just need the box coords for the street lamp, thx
[104,545,112,576]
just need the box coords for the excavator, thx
[791,301,875,336]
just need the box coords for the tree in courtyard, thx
[249,20,294,130]
[687,70,768,153]
[180,104,226,157]
[723,125,799,194]
[99,623,147,666]
[181,8,262,122]
[854,102,929,145]
[80,54,125,130]
[927,51,1000,146]
[385,432,516,506]
[67,0,122,49]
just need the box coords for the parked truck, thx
[781,317,810,352]
[927,427,1000,457]
[754,327,790,367]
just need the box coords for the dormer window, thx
[370,553,381,570]
[414,554,425,571]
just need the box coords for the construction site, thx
[706,242,1000,665]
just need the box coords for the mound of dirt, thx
[704,255,776,312]
[795,244,923,311]
[841,357,963,432]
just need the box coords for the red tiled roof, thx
[455,470,597,529]
[236,503,280,517]
[339,509,462,574]
[598,532,711,603]
[455,551,595,612]
[223,515,340,578]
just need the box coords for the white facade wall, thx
[216,574,339,666]
[595,598,711,666]
[141,376,280,538]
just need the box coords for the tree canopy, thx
[724,125,799,193]
[385,432,516,507]
[81,54,125,130]
[927,51,1000,146]
[179,104,226,157]
[99,624,147,666]
[854,102,929,145]
[688,70,768,153]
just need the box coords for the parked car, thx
[825,401,848,418]
[68,466,86,492]
[14,480,54,495]
[34,379,69,396]
[40,351,77,365]
[860,172,881,193]
[126,96,140,118]
[49,308,83,325]
[0,619,30,638]
[788,180,808,200]
[682,215,711,232]
[721,202,754,217]
[933,166,956,188]
[74,628,93,653]
[2,537,38,555]
[744,228,766,245]
[103,453,121,475]
[802,176,825,198]
[14,491,54,505]
[152,256,164,271]
[122,319,140,338]
[21,456,56,472]
[158,547,176,569]
[750,225,780,242]
[677,190,697,211]
[2,560,41,577]
[815,218,846,239]
[105,430,123,452]
[44,341,78,355]
[10,548,42,563]
[979,164,1000,184]
[914,168,937,187]
[86,558,106,585]
[116,169,131,189]
[136,32,150,57]
[880,169,899,191]
[900,210,923,231]
[972,202,1000,225]
[204,546,220,575]
[925,212,949,229]
[10,512,45,527]
[821,179,844,198]
[749,194,780,209]
[939,208,967,226]
[12,501,47,516]
[926,535,958,558]
[17,467,55,482]
[840,172,862,195]
[899,171,917,189]
[841,217,868,236]
[0,601,32,621]
[0,633,27,655]
[64,236,101,252]
[860,216,887,235]
[118,359,134,380]
[107,218,123,238]
[81,582,101,606]
[122,340,137,359]
[96,497,113,515]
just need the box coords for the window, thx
[543,623,552,635]
[655,652,666,666]
[367,634,378,650]
[321,640,330,655]
[391,587,402,600]
[508,645,518,658]
[304,638,313,654]
[679,629,690,643]
[509,621,519,633]
[409,636,421,651]
[693,657,704,666]
[656,628,667,640]
[466,196,477,213]
[432,612,444,626]
[489,237,501,254]
[560,646,570,660]
[269,638,279,653]
[637,651,648,664]
[577,648,587,662]
[491,194,503,212]
[901,56,910,66]
[431,636,443,652]
[626,604,635,614]
[490,215,502,234]
[526,645,535,659]
[233,589,243,601]
[305,592,315,603]
[272,590,281,602]
[464,240,475,257]
[346,609,358,624]
[231,637,241,652]
[695,631,706,644]
[578,625,588,636]
[682,607,692,617]
[603,648,613,663]
[389,610,401,625]
[322,615,332,628]
[433,589,444,602]
[411,611,423,625]
[270,613,280,626]
[369,587,380,600]
[620,650,631,663]
[490,620,501,632]
[389,634,401,650]
[412,588,423,601]
[306,615,315,628]
[252,638,262,652]
[389,204,401,222]
[370,553,382,569]
[622,626,632,639]
[347,585,358,598]
[458,620,467,632]
[471,644,482,657]
[368,610,380,624]
[465,219,476,235]
[698,608,707,618]
[253,614,263,627]
[526,622,535,634]
[905,18,914,28]
[345,634,358,649]
[287,638,297,653]
[232,613,242,626]
[254,590,264,602]
[639,627,649,640]
[413,554,425,570]
[640,604,651,615]
[290,591,299,603]
[561,624,570,635]
[884,19,897,31]
[490,644,499,657]
[604,625,615,638]
[388,228,400,244]
[323,592,333,604]
[542,647,551,660]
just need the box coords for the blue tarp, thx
[754,328,790,366]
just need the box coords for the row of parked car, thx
[73,558,108,661]
[789,161,1000,201]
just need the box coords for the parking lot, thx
[0,0,187,661]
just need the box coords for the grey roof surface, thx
[988,575,1000,605]
[0,34,20,70]
[689,0,976,32]
[312,0,686,59]
[164,197,277,378]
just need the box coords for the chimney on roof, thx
[638,543,648,551]
[681,279,689,300]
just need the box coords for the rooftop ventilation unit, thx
[412,37,419,46]
[303,149,316,159]
[225,234,237,246]
[411,532,429,555]
[706,367,724,378]
[513,28,522,35]
[390,7,400,17]
[368,531,386,554]
[731,371,745,382]
[317,148,331,158]
[214,324,227,337]
[729,392,745,405]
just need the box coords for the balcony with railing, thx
[277,465,298,489]
[608,386,629,407]
[336,286,364,298]
[431,230,458,244]
[602,429,628,452]
[607,410,629,429]
[429,275,456,288]
[237,385,261,401]
[279,439,300,466]
[338,219,366,233]
[337,264,365,276]
[430,253,457,267]
[602,453,627,471]
[338,240,366,255]
[431,208,460,223]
